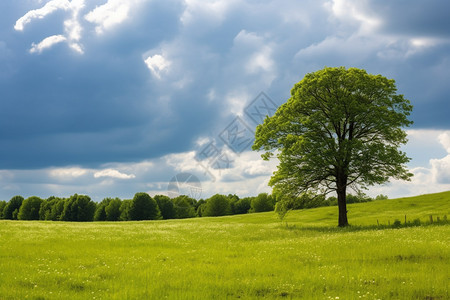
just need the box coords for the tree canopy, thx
[253,67,413,226]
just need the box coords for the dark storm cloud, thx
[1,0,449,174]
[372,0,450,38]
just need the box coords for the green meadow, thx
[0,192,449,299]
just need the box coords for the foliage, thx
[0,201,6,219]
[119,199,132,221]
[233,197,251,215]
[250,193,275,213]
[253,67,413,226]
[172,195,196,219]
[60,194,96,222]
[195,199,206,217]
[39,197,65,221]
[154,195,176,219]
[346,192,372,203]
[129,193,161,221]
[105,198,122,221]
[375,194,389,200]
[2,195,24,220]
[94,198,111,221]
[203,194,232,217]
[18,196,43,220]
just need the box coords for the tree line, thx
[0,192,383,222]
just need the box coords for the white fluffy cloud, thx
[368,130,450,198]
[14,0,71,31]
[94,169,135,179]
[15,0,85,54]
[144,54,172,79]
[84,0,140,34]
[29,35,67,54]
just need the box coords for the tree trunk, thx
[336,168,349,227]
[337,188,349,227]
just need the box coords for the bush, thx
[129,193,161,221]
[250,193,274,213]
[203,194,231,217]
[393,219,402,228]
[2,196,24,220]
[18,196,43,220]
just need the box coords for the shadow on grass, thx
[281,216,449,233]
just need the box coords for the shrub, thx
[393,219,402,228]
[411,218,421,226]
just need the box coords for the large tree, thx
[253,67,413,226]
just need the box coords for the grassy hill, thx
[0,191,448,299]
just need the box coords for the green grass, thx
[0,192,449,299]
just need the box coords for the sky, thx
[1,0,450,201]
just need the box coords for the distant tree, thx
[253,67,413,226]
[0,201,6,219]
[375,194,388,200]
[18,196,43,220]
[129,193,161,221]
[105,198,122,221]
[173,195,196,219]
[227,194,240,214]
[154,195,176,220]
[203,194,231,217]
[39,197,65,221]
[119,199,132,221]
[61,194,96,222]
[195,199,207,217]
[94,198,112,221]
[2,195,24,220]
[233,197,251,215]
[250,193,274,213]
[346,192,372,203]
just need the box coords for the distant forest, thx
[0,192,382,222]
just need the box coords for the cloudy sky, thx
[1,0,449,201]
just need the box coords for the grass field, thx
[0,192,449,299]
